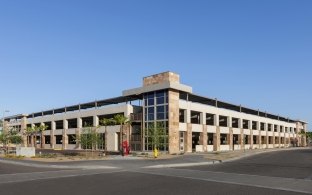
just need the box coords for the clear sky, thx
[0,0,311,129]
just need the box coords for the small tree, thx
[77,126,103,157]
[0,128,23,154]
[146,122,168,151]
[25,126,36,147]
[38,124,48,148]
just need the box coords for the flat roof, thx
[4,94,142,121]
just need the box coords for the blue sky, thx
[0,0,311,128]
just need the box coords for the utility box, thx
[16,147,35,157]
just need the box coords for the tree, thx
[77,126,104,157]
[146,122,168,151]
[113,114,130,156]
[0,127,23,154]
[38,124,48,148]
[25,126,36,147]
[299,130,312,146]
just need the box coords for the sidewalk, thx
[201,147,310,162]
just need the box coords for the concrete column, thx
[186,109,191,123]
[229,127,233,150]
[62,119,68,150]
[228,117,232,128]
[249,128,253,149]
[77,118,82,149]
[201,124,207,152]
[215,114,219,127]
[213,127,220,151]
[21,116,27,147]
[256,122,261,149]
[186,123,192,152]
[200,112,206,125]
[272,125,276,147]
[183,110,187,123]
[93,115,99,127]
[238,118,242,129]
[278,125,281,148]
[239,128,244,150]
[51,121,56,149]
[265,123,269,149]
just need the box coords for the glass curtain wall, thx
[143,90,169,151]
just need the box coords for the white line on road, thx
[134,168,312,194]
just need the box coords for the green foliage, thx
[0,128,23,145]
[114,114,130,126]
[77,126,104,150]
[146,122,168,150]
[99,118,116,126]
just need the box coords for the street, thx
[0,148,311,195]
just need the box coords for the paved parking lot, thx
[0,148,311,195]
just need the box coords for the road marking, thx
[0,169,125,184]
[134,168,312,194]
[143,161,220,168]
[0,159,117,169]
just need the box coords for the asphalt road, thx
[0,148,311,195]
[178,149,312,179]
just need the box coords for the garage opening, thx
[190,111,201,124]
[192,132,200,150]
[232,118,239,128]
[206,114,215,126]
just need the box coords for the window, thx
[207,133,213,145]
[274,125,278,132]
[243,120,249,129]
[219,115,228,127]
[206,113,214,126]
[44,122,51,130]
[55,135,62,144]
[68,134,76,144]
[220,134,228,145]
[252,121,257,130]
[190,111,201,124]
[179,109,185,123]
[82,117,93,127]
[45,136,50,144]
[268,124,272,131]
[68,119,77,129]
[55,120,63,129]
[156,106,165,120]
[232,118,239,128]
[143,90,169,151]
[260,123,265,131]
[233,134,239,144]
[244,135,249,144]
[253,135,257,144]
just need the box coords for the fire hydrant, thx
[154,148,158,158]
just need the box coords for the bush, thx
[37,153,57,158]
